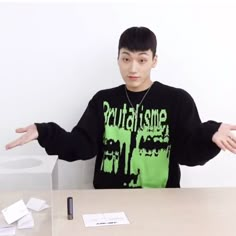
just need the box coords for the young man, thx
[5,26,236,188]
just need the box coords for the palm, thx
[5,124,38,150]
[212,123,236,153]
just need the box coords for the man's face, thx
[118,48,157,92]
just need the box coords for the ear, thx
[117,56,121,66]
[152,55,158,68]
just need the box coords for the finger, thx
[222,139,236,154]
[226,137,236,150]
[215,140,226,151]
[227,147,236,154]
[230,125,236,131]
[230,134,236,142]
[5,138,24,150]
[5,133,34,149]
[15,127,28,133]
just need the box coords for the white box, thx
[0,155,58,191]
[0,155,58,236]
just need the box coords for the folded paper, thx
[26,198,49,212]
[0,225,16,236]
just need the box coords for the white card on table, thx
[0,225,16,236]
[17,212,34,229]
[1,200,29,225]
[82,212,130,227]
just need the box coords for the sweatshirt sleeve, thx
[172,89,221,166]
[35,94,102,161]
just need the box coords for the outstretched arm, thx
[212,123,236,154]
[5,92,102,161]
[5,124,38,150]
[172,89,236,166]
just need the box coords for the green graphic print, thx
[101,101,171,188]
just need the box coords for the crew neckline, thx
[125,81,156,94]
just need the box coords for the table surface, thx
[52,188,236,236]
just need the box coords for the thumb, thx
[15,127,28,133]
[230,125,236,131]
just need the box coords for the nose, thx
[129,61,138,73]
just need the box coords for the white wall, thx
[0,1,236,188]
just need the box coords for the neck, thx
[126,80,153,92]
[124,81,153,119]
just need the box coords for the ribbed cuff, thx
[202,120,221,142]
[34,122,49,147]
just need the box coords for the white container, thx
[0,155,58,191]
[0,156,58,236]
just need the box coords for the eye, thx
[122,57,130,62]
[139,58,147,64]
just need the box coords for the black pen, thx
[67,197,73,220]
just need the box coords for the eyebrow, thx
[121,51,149,56]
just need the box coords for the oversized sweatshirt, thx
[36,81,221,188]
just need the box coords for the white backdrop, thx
[0,1,236,188]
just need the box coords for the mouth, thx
[128,76,139,81]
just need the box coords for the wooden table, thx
[52,188,236,236]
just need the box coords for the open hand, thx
[5,124,39,150]
[212,123,236,154]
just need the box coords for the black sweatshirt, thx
[36,81,221,188]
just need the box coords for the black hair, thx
[118,26,157,58]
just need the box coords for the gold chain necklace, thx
[125,83,153,120]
